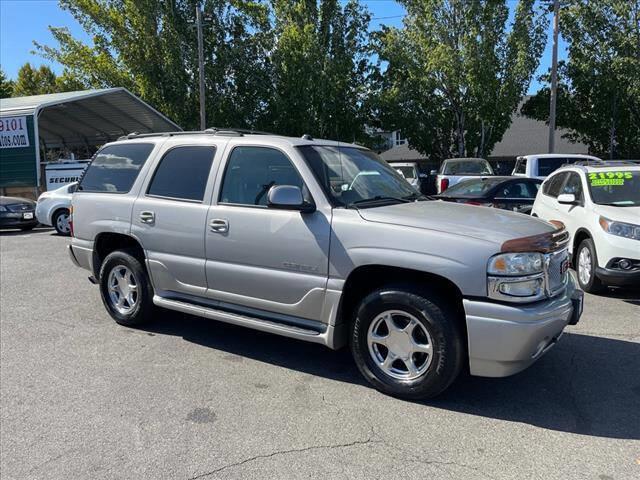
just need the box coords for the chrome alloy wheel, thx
[56,212,70,233]
[578,247,592,285]
[107,265,138,314]
[367,310,433,380]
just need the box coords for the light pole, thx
[548,0,560,153]
[196,3,206,130]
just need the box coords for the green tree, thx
[0,69,14,98]
[268,0,372,140]
[12,63,59,96]
[523,0,640,158]
[373,0,549,159]
[35,0,273,130]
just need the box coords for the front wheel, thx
[350,286,465,399]
[99,249,155,326]
[576,238,604,293]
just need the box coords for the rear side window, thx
[147,146,216,201]
[514,158,527,174]
[79,143,154,193]
[542,172,568,197]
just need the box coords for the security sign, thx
[44,161,90,191]
[0,116,30,148]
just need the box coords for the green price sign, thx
[588,171,632,187]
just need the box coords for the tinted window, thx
[495,181,539,199]
[561,173,584,201]
[538,157,568,176]
[220,147,305,206]
[542,172,568,197]
[147,146,215,201]
[441,177,504,196]
[79,143,154,193]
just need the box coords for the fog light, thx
[618,259,632,270]
[497,278,544,297]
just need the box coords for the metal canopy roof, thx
[0,88,181,148]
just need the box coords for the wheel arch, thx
[572,228,593,265]
[336,264,467,346]
[93,232,145,278]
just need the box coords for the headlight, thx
[487,252,547,303]
[487,252,544,276]
[599,217,640,240]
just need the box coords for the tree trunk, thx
[609,92,617,159]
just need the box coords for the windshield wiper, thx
[403,193,432,201]
[347,196,412,209]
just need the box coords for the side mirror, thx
[430,169,437,176]
[267,185,315,213]
[557,193,577,205]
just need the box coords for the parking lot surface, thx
[1,229,639,480]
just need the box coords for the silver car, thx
[36,182,77,235]
[68,130,583,399]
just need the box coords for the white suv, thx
[532,162,640,292]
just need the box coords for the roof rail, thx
[301,133,313,140]
[561,159,637,168]
[205,127,280,136]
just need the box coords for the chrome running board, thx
[153,295,344,348]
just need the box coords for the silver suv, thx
[69,130,583,399]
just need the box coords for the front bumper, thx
[464,272,583,377]
[0,212,38,229]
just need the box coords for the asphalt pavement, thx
[1,228,639,480]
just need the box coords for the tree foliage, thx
[373,0,548,159]
[522,0,640,158]
[35,0,372,137]
[268,0,371,140]
[0,69,15,98]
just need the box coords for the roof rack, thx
[562,159,637,168]
[118,128,279,141]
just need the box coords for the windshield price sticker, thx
[589,171,632,187]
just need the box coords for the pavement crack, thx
[188,434,379,479]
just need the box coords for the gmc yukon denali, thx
[69,130,583,399]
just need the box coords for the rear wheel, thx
[576,238,604,293]
[350,285,464,399]
[53,209,71,236]
[99,249,155,326]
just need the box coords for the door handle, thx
[209,219,229,233]
[139,211,155,224]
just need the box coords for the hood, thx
[357,200,555,245]
[593,204,640,225]
[0,196,36,206]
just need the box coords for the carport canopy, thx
[0,88,181,149]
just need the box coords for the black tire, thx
[99,249,155,326]
[52,208,71,236]
[350,285,465,399]
[576,238,604,293]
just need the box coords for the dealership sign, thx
[0,116,30,148]
[44,161,90,191]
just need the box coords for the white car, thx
[35,182,77,235]
[512,153,602,179]
[532,162,639,292]
[432,157,494,193]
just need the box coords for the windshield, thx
[298,146,420,207]
[443,159,493,175]
[440,177,504,196]
[587,170,640,207]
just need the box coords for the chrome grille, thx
[6,203,34,213]
[546,248,569,296]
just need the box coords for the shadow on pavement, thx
[0,226,53,236]
[141,312,639,440]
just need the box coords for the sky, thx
[0,0,567,94]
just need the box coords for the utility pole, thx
[196,3,206,130]
[548,0,560,153]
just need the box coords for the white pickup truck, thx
[432,157,494,193]
[512,154,602,179]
